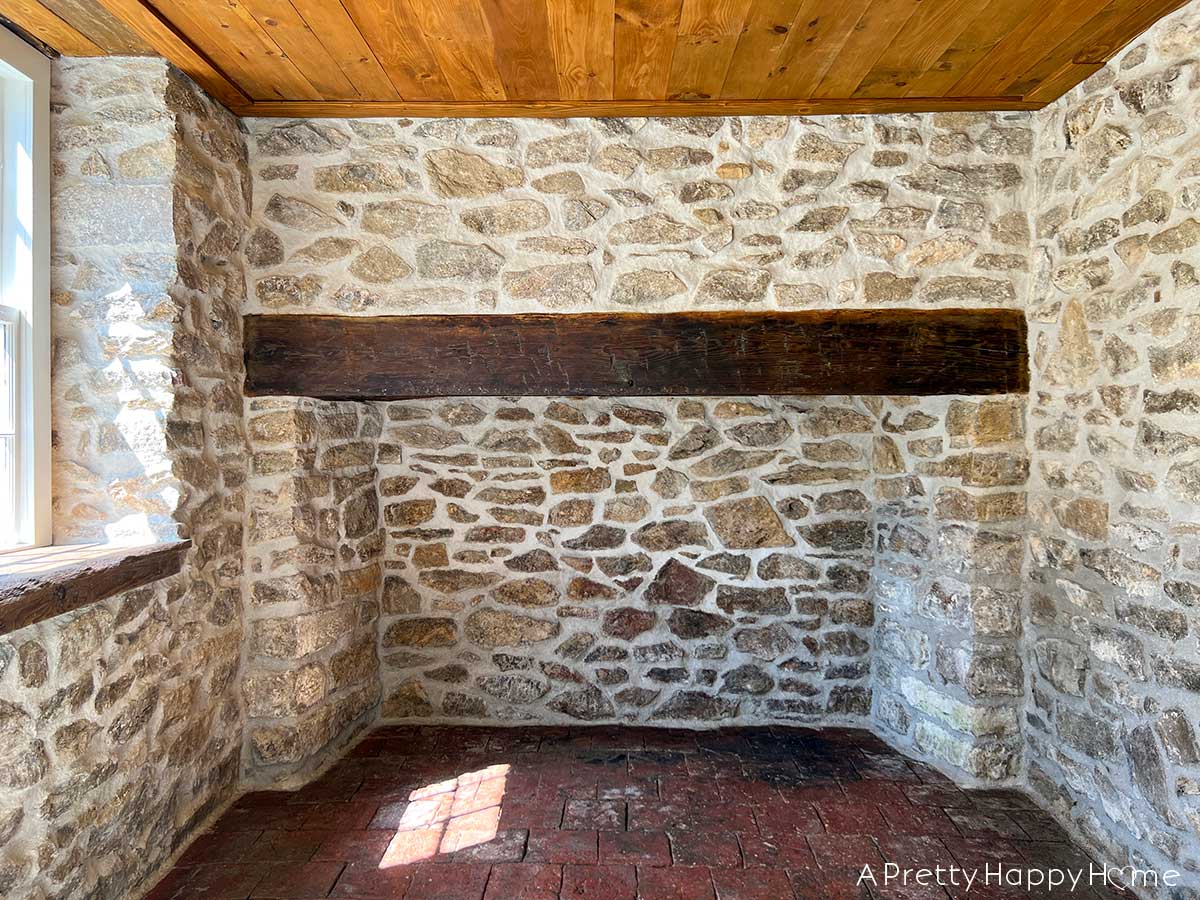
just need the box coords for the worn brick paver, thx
[144,726,1136,900]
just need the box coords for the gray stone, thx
[696,268,770,305]
[504,263,596,307]
[425,148,523,197]
[652,691,739,721]
[1126,725,1173,823]
[734,624,797,660]
[415,240,503,280]
[722,665,773,695]
[476,675,549,704]
[613,269,687,305]
[548,685,615,720]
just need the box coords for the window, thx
[0,28,49,552]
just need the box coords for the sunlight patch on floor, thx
[380,763,509,867]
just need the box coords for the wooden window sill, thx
[0,541,190,636]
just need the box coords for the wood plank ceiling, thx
[1,0,1189,117]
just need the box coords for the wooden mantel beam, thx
[243,309,1028,400]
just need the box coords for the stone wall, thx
[239,110,1038,765]
[0,60,250,899]
[242,398,381,783]
[243,112,1033,316]
[371,395,876,728]
[1025,2,1200,883]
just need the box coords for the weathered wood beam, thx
[243,309,1028,399]
[0,541,189,636]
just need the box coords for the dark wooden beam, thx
[243,309,1028,399]
[0,541,189,636]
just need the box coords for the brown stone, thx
[563,524,626,550]
[716,586,789,615]
[602,607,658,640]
[493,578,560,608]
[633,520,711,551]
[704,497,793,549]
[551,467,612,494]
[668,608,733,640]
[465,609,560,648]
[383,618,457,648]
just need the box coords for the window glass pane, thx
[0,435,11,549]
[0,316,13,431]
[0,316,14,548]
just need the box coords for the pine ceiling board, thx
[1023,61,1106,104]
[94,0,250,108]
[286,0,401,100]
[479,0,560,102]
[900,0,1040,99]
[948,0,1115,97]
[339,0,454,100]
[613,0,683,100]
[411,0,506,101]
[152,0,321,101]
[240,0,359,100]
[3,0,105,55]
[809,0,922,99]
[666,0,753,99]
[29,0,1190,115]
[852,0,982,98]
[756,0,871,99]
[719,0,809,99]
[38,0,153,54]
[545,0,616,101]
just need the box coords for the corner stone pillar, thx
[242,398,383,783]
[872,396,1028,781]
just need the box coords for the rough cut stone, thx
[613,269,687,305]
[415,240,503,280]
[461,200,550,234]
[465,609,560,648]
[716,586,789,615]
[424,148,523,197]
[633,520,711,551]
[703,497,794,549]
[652,691,738,721]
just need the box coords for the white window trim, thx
[0,27,49,552]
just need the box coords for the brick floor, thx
[143,726,1135,900]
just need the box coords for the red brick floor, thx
[145,726,1135,900]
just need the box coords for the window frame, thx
[0,27,50,553]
